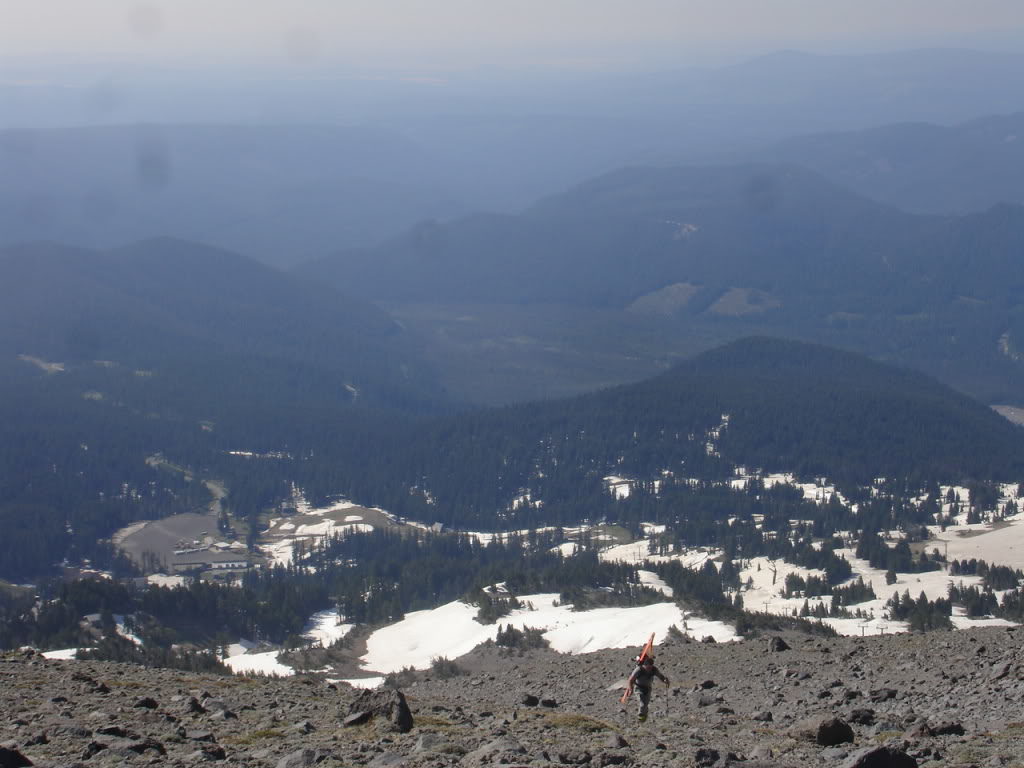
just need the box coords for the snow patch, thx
[146,574,188,588]
[41,648,80,660]
[303,609,353,647]
[637,570,674,597]
[224,650,294,677]
[330,677,385,689]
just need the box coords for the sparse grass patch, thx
[229,676,261,687]
[987,723,1024,764]
[334,722,378,742]
[541,712,615,733]
[947,744,998,766]
[773,738,800,754]
[872,731,903,743]
[104,679,146,688]
[411,714,458,730]
[222,728,284,746]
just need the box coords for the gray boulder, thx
[344,689,414,733]
[841,745,917,768]
[817,717,855,746]
[0,746,32,768]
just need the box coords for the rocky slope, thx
[4,625,1024,767]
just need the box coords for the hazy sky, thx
[4,0,1024,73]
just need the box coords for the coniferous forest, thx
[4,336,1024,584]
[4,230,1024,660]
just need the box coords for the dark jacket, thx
[628,661,668,689]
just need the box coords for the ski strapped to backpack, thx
[619,632,655,704]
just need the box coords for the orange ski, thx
[637,631,655,664]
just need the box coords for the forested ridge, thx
[307,163,1024,324]
[755,111,1024,215]
[3,336,1024,581]
[5,337,1024,658]
[0,238,449,579]
[307,338,1024,528]
[5,189,1024,586]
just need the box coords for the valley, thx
[8,337,1024,676]
[5,28,1024,768]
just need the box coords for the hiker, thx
[626,654,670,721]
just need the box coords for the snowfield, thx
[359,593,735,675]
[928,517,1024,565]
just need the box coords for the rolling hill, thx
[320,337,1024,530]
[297,162,1024,405]
[6,48,1024,270]
[754,111,1024,214]
[0,237,445,412]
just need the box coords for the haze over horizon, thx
[4,0,1024,79]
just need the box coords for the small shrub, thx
[495,624,549,650]
[384,666,419,689]
[430,656,465,679]
[472,591,522,623]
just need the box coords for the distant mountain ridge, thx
[0,236,450,466]
[754,111,1024,214]
[5,48,1024,268]
[297,162,1024,403]
[299,163,895,306]
[0,124,467,267]
[0,236,424,393]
